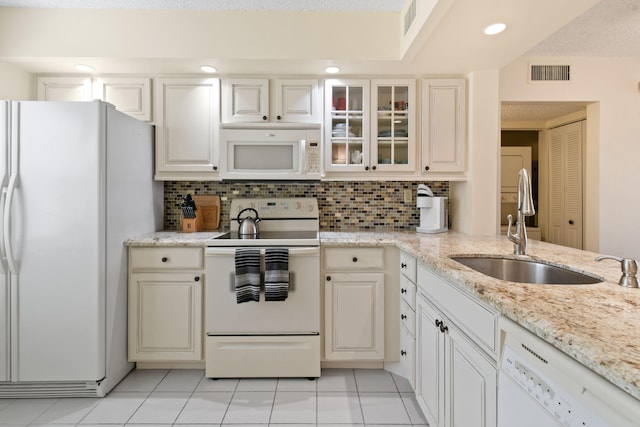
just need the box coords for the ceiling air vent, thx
[530,64,571,82]
[404,0,417,35]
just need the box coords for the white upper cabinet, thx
[153,77,221,181]
[222,78,320,124]
[93,77,152,121]
[37,76,93,102]
[421,79,466,176]
[37,76,152,121]
[371,79,416,173]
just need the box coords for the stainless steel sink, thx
[450,256,603,285]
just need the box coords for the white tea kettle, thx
[236,208,261,236]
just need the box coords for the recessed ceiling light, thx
[325,66,340,74]
[484,22,506,35]
[200,65,217,73]
[75,64,94,72]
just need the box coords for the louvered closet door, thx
[549,121,584,249]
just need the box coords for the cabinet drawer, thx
[400,275,416,308]
[399,323,415,388]
[400,251,417,282]
[324,247,384,270]
[400,298,415,337]
[417,264,497,354]
[130,247,203,270]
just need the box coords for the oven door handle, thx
[205,247,320,256]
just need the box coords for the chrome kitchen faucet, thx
[507,168,535,255]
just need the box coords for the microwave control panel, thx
[306,140,320,174]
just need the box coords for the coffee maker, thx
[416,184,448,234]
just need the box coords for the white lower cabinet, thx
[324,272,385,360]
[415,264,497,427]
[128,247,204,362]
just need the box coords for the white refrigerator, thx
[0,100,163,397]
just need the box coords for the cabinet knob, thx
[435,319,442,328]
[194,276,200,282]
[213,165,218,171]
[276,115,282,120]
[365,166,370,171]
[161,257,168,263]
[262,115,267,121]
[424,166,430,171]
[440,323,448,333]
[401,314,407,320]
[401,288,407,294]
[401,350,406,356]
[326,275,331,281]
[372,165,377,170]
[352,257,358,263]
[401,262,407,268]
[569,220,574,225]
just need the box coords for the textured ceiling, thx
[501,102,588,124]
[0,0,406,11]
[527,0,640,56]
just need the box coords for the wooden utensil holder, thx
[182,213,204,233]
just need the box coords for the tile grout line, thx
[170,370,206,426]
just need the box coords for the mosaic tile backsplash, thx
[164,181,449,231]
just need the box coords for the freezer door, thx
[5,101,105,382]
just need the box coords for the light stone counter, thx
[125,230,640,401]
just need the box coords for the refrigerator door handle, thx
[3,173,17,274]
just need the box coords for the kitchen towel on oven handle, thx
[235,248,261,303]
[264,247,289,301]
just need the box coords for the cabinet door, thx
[421,79,466,174]
[94,77,152,121]
[36,76,92,101]
[324,272,384,360]
[154,78,220,180]
[324,79,370,172]
[274,79,320,123]
[222,78,269,123]
[447,326,497,427]
[128,272,203,361]
[399,323,415,388]
[415,292,445,427]
[371,79,416,172]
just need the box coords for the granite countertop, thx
[125,230,640,401]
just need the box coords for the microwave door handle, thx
[300,139,307,173]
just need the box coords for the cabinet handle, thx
[401,314,407,320]
[401,262,407,268]
[365,166,370,171]
[326,276,331,281]
[276,115,282,120]
[424,166,430,171]
[401,350,406,356]
[435,319,442,328]
[440,323,448,333]
[569,220,574,225]
[194,276,200,282]
[262,115,267,121]
[401,288,407,294]
[161,257,168,263]
[372,165,377,170]
[352,257,358,263]
[213,165,218,171]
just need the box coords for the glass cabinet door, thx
[371,80,416,172]
[324,79,370,172]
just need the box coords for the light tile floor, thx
[0,369,428,426]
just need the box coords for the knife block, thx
[182,213,204,233]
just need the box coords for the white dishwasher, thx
[498,317,640,427]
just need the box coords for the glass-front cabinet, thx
[324,79,370,172]
[371,79,416,172]
[323,79,416,175]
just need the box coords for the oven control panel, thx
[230,198,318,220]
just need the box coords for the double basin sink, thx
[451,255,603,285]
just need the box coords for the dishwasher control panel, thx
[501,346,607,427]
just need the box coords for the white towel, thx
[264,248,289,301]
[235,248,260,303]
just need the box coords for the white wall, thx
[500,57,640,259]
[451,70,500,235]
[0,61,31,100]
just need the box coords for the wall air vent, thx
[530,64,571,82]
[404,0,417,35]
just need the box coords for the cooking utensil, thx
[236,207,261,236]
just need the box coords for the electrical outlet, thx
[404,189,412,203]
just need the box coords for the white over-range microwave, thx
[220,127,321,180]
